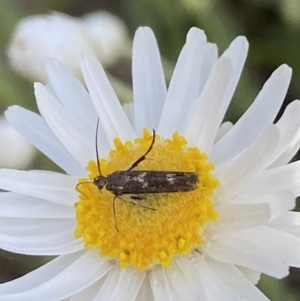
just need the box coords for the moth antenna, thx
[76,182,91,198]
[127,129,156,171]
[95,118,102,176]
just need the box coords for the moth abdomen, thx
[106,170,199,195]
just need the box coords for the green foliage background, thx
[0,0,300,300]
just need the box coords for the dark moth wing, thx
[106,170,199,194]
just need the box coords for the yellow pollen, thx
[75,129,219,271]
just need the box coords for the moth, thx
[79,120,199,231]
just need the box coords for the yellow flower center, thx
[75,129,219,271]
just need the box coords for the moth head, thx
[93,175,107,190]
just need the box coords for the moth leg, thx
[113,195,119,232]
[119,194,156,210]
[129,195,156,210]
[130,195,147,200]
[127,129,156,171]
[131,202,156,211]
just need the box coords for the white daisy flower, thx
[1,26,300,301]
[0,116,36,169]
[7,11,130,84]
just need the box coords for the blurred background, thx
[0,0,300,300]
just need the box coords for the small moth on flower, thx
[85,120,199,231]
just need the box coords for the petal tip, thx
[186,27,206,43]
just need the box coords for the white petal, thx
[221,36,249,113]
[176,256,206,299]
[268,212,300,237]
[211,64,292,165]
[241,161,300,197]
[0,250,112,301]
[5,106,85,176]
[46,59,99,134]
[217,203,270,231]
[198,43,218,95]
[69,278,106,301]
[134,274,154,301]
[203,232,289,278]
[268,101,300,166]
[0,227,82,255]
[0,192,74,219]
[236,266,262,285]
[269,137,300,168]
[119,269,145,301]
[214,121,233,144]
[132,27,167,134]
[81,54,135,145]
[192,254,235,300]
[0,217,74,235]
[183,56,233,152]
[0,251,85,292]
[123,103,134,128]
[269,100,300,167]
[0,169,78,206]
[94,265,145,301]
[158,28,207,136]
[35,83,98,166]
[215,125,280,197]
[239,227,300,267]
[207,258,270,301]
[165,257,204,300]
[150,266,178,301]
[47,79,111,151]
[0,217,82,255]
[228,191,295,222]
[265,191,295,222]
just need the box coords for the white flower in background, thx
[6,11,130,84]
[0,26,300,301]
[82,11,131,66]
[0,116,35,169]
